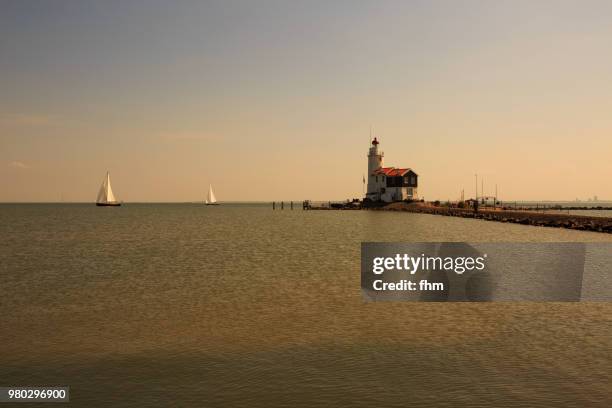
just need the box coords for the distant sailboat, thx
[206,184,219,205]
[96,172,121,206]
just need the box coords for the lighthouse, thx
[367,138,384,197]
[365,137,419,202]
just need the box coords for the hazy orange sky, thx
[2,0,612,202]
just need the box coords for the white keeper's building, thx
[365,137,418,202]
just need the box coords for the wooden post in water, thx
[281,201,284,210]
[272,202,275,210]
[290,201,293,210]
[495,184,498,210]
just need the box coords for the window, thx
[408,188,413,196]
[404,176,409,184]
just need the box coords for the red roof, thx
[373,167,415,177]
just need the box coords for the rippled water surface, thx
[1,204,611,407]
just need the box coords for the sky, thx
[2,0,612,202]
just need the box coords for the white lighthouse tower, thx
[366,137,384,198]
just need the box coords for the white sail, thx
[105,173,117,202]
[97,172,118,204]
[207,185,217,204]
[96,182,106,203]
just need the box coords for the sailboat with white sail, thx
[96,171,121,206]
[205,184,219,205]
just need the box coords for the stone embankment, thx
[369,202,612,234]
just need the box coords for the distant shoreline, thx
[2,200,612,208]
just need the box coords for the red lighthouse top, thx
[371,137,379,146]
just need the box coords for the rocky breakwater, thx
[373,202,612,234]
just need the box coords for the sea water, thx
[1,203,611,407]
